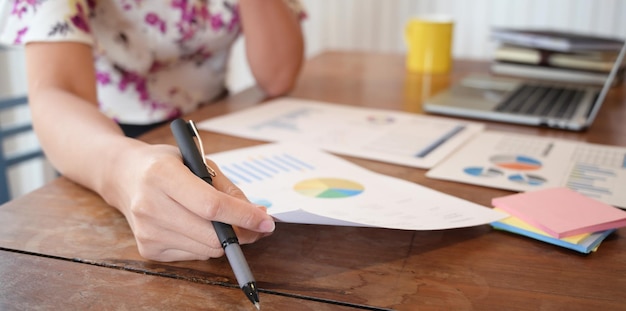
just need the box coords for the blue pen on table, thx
[170,118,261,310]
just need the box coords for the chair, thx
[0,95,45,204]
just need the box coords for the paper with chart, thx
[197,98,485,168]
[426,131,626,208]
[206,143,505,230]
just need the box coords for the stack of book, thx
[490,187,626,254]
[490,28,625,85]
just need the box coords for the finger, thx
[154,249,202,262]
[150,160,269,247]
[166,160,276,234]
[159,234,225,260]
[154,190,266,248]
[134,222,225,261]
[146,245,223,262]
[234,225,274,245]
[160,205,223,248]
[206,160,274,242]
[206,159,251,202]
[206,159,273,220]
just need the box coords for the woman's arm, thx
[25,42,127,191]
[239,0,305,97]
[25,42,275,262]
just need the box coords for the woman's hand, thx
[102,142,276,262]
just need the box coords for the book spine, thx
[493,46,619,72]
[491,33,571,52]
[490,62,614,85]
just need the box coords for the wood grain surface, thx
[2,51,625,311]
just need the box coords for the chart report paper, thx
[206,143,505,230]
[427,131,626,208]
[197,98,485,169]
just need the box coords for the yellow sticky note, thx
[493,208,591,244]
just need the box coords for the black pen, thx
[170,118,260,310]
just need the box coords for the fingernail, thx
[259,219,275,232]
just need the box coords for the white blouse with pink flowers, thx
[1,0,305,124]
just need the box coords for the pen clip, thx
[188,120,217,178]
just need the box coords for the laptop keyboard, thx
[495,84,586,119]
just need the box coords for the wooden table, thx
[2,51,625,310]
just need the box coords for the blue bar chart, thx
[220,153,315,185]
[566,163,616,199]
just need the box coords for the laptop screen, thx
[585,40,626,126]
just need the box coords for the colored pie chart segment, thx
[490,155,542,171]
[464,167,504,177]
[294,178,364,198]
[508,173,547,186]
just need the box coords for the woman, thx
[0,0,305,262]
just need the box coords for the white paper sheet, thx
[197,98,485,168]
[426,131,626,208]
[206,143,505,230]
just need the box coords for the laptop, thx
[423,40,626,131]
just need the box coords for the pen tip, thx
[254,302,260,310]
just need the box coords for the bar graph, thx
[250,108,314,132]
[566,163,616,199]
[220,153,315,185]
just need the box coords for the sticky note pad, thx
[492,208,593,244]
[491,208,615,254]
[492,187,626,238]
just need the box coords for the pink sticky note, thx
[492,187,626,238]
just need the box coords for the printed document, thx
[427,131,626,208]
[197,98,484,168]
[206,143,505,230]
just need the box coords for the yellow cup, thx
[405,15,454,74]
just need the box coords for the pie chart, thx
[508,173,546,186]
[294,178,364,198]
[463,167,504,177]
[490,155,542,170]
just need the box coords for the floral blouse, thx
[0,0,305,125]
